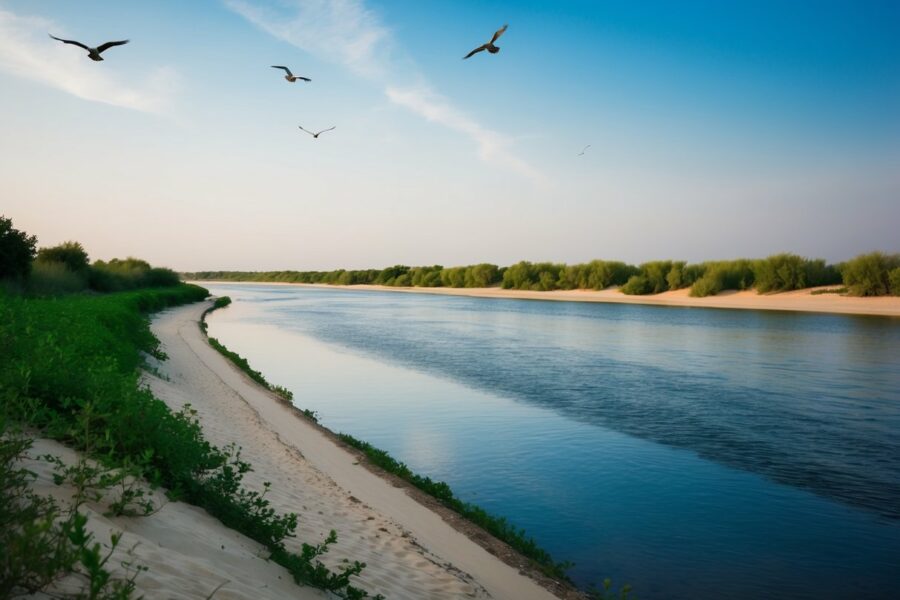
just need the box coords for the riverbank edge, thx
[199,299,588,600]
[188,281,900,318]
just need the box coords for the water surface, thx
[204,284,900,600]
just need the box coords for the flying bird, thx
[271,66,311,82]
[298,125,335,139]
[463,24,508,59]
[49,34,129,61]
[578,145,591,156]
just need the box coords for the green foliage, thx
[890,268,900,296]
[620,275,650,295]
[0,215,37,283]
[89,258,180,292]
[0,426,145,598]
[28,260,89,295]
[337,433,572,582]
[0,287,378,599]
[587,578,633,600]
[690,260,755,297]
[501,261,566,291]
[840,252,900,296]
[37,241,91,273]
[752,253,840,293]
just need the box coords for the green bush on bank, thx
[840,252,900,296]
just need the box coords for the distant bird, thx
[271,66,311,82]
[49,34,129,61]
[578,145,591,156]
[463,24,508,59]
[298,125,335,139]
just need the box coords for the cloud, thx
[225,0,539,178]
[386,85,541,180]
[0,8,178,114]
[225,0,390,79]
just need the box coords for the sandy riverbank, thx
[140,301,569,600]
[190,281,900,318]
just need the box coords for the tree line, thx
[185,252,900,297]
[1,215,180,295]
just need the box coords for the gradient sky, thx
[1,0,898,271]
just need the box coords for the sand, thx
[190,281,900,318]
[139,301,566,600]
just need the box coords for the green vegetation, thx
[0,217,382,599]
[1,425,146,598]
[199,295,294,404]
[0,286,380,599]
[185,250,897,297]
[840,252,900,296]
[0,215,37,285]
[0,218,182,296]
[336,433,572,581]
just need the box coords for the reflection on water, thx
[204,284,900,600]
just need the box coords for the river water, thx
[202,283,900,599]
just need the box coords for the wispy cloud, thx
[225,0,390,79]
[0,9,178,114]
[225,0,539,179]
[386,85,540,180]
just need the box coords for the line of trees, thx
[0,215,181,295]
[185,252,900,297]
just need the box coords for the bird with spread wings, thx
[49,34,129,61]
[463,25,508,59]
[271,66,311,82]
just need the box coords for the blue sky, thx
[1,0,897,270]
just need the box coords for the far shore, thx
[188,281,900,318]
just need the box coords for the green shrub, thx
[690,260,755,297]
[620,275,650,295]
[37,241,90,274]
[27,260,88,295]
[0,215,37,283]
[752,253,840,293]
[841,252,900,296]
[890,268,900,296]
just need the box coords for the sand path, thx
[147,301,562,600]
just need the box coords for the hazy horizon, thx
[2,0,898,271]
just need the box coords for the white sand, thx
[20,438,326,600]
[137,301,565,600]
[192,282,900,318]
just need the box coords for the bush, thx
[0,216,37,283]
[27,260,88,295]
[841,252,900,296]
[36,241,90,274]
[620,275,650,295]
[890,268,900,296]
[690,260,755,297]
[752,253,840,293]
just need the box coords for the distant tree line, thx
[185,251,900,297]
[0,215,181,295]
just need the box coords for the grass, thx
[0,285,381,599]
[810,287,848,295]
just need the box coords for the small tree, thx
[37,241,90,273]
[0,216,37,282]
